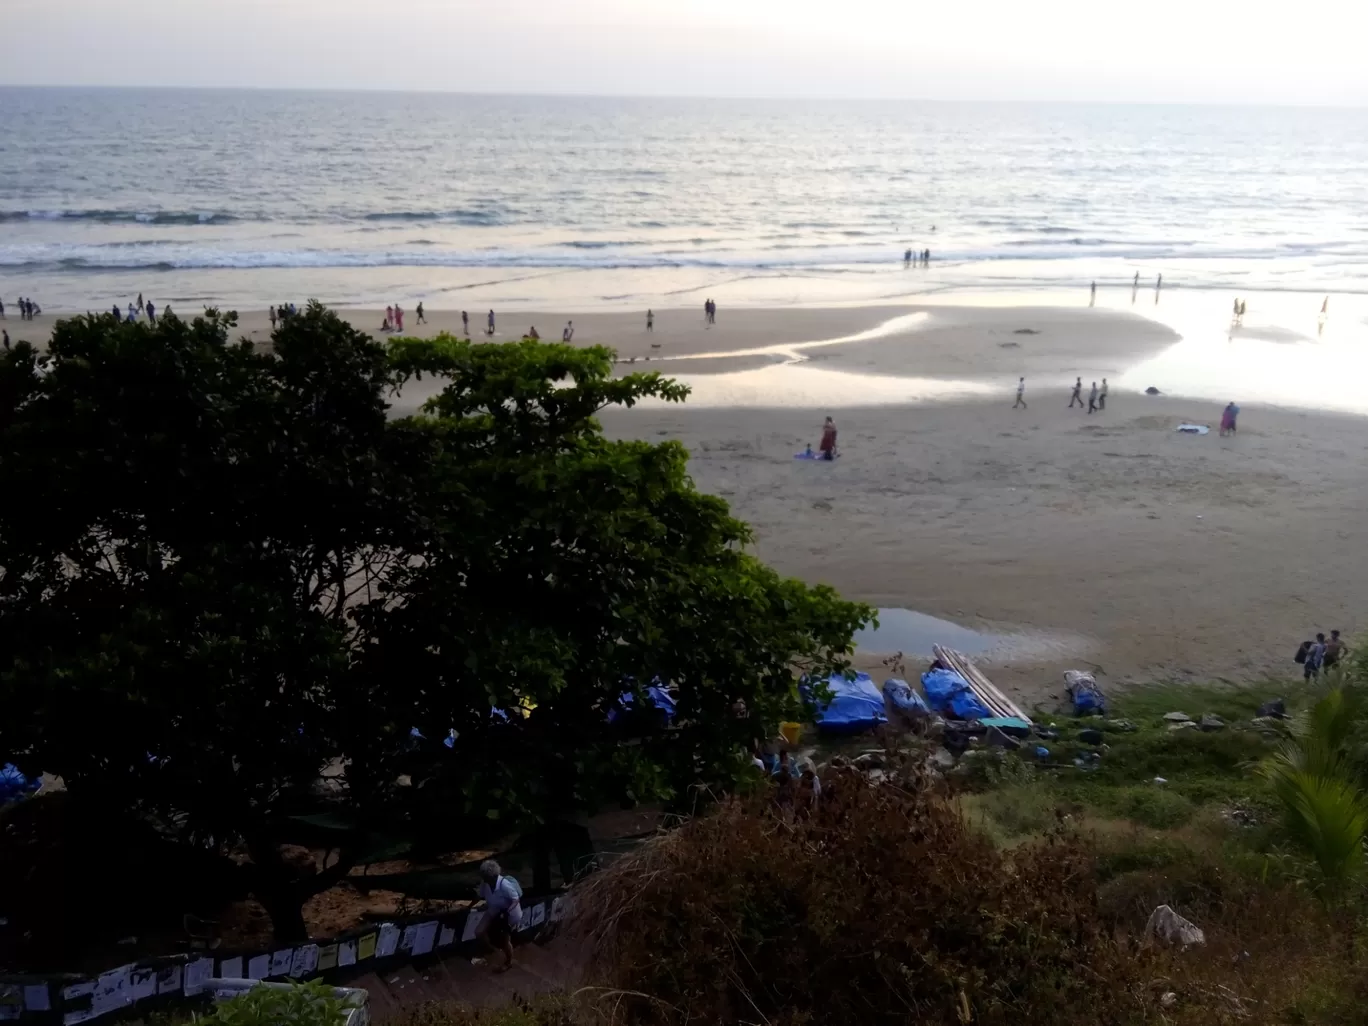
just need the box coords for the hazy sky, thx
[4,0,1365,104]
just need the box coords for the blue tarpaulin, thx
[921,668,993,721]
[609,685,677,724]
[813,672,888,733]
[0,763,39,802]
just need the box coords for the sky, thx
[3,0,1366,105]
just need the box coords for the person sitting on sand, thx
[474,859,522,974]
[528,326,540,340]
[818,416,838,460]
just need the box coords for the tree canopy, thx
[0,306,870,942]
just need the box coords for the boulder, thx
[1106,718,1138,733]
[1145,386,1161,395]
[1168,721,1199,732]
[1144,905,1205,949]
[928,747,957,771]
[1198,714,1225,732]
[1163,712,1192,723]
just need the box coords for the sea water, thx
[3,89,1368,312]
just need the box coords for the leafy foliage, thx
[0,310,869,944]
[1265,688,1368,888]
[195,980,357,1026]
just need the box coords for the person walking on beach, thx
[562,320,574,342]
[384,306,394,332]
[416,302,426,325]
[487,310,496,336]
[1323,630,1346,671]
[1069,377,1084,408]
[146,300,156,324]
[1219,401,1238,437]
[1155,273,1163,303]
[1098,378,1108,411]
[1090,281,1096,306]
[462,311,469,336]
[137,292,144,314]
[646,309,654,332]
[394,305,404,333]
[1305,633,1327,681]
[269,306,277,331]
[1014,377,1027,409]
[0,298,5,319]
[1087,381,1099,414]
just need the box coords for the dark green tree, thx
[0,310,869,942]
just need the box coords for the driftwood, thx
[933,645,1032,726]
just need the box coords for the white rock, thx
[1144,905,1205,949]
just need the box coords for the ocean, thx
[3,88,1368,312]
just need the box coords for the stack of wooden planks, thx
[933,644,1032,726]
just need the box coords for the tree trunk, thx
[258,886,310,942]
[245,834,310,942]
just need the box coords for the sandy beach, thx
[12,299,1368,706]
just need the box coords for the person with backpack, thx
[474,859,522,973]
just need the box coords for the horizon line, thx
[0,83,1365,110]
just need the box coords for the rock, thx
[929,748,957,771]
[854,752,885,769]
[1106,718,1138,733]
[1145,386,1161,395]
[1153,776,1168,785]
[985,725,1021,750]
[866,769,886,783]
[1198,714,1226,732]
[1256,699,1286,719]
[1168,721,1199,732]
[1160,992,1178,1009]
[1163,711,1192,723]
[1078,728,1105,746]
[1144,904,1205,949]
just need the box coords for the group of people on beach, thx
[1295,630,1347,681]
[904,248,931,267]
[268,303,300,330]
[1219,401,1240,436]
[1066,376,1108,414]
[115,294,161,324]
[703,299,718,325]
[4,297,40,320]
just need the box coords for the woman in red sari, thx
[818,417,838,460]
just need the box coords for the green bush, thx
[196,981,357,1026]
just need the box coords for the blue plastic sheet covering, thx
[1066,673,1107,716]
[814,672,888,733]
[882,678,931,717]
[921,668,993,721]
[0,763,39,802]
[609,685,677,724]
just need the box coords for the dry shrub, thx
[573,770,1140,1026]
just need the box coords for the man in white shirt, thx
[475,859,522,973]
